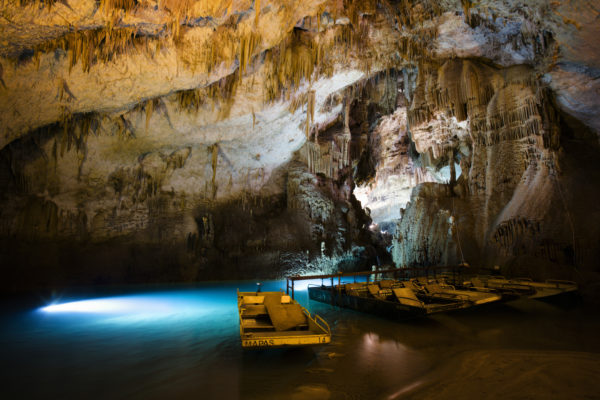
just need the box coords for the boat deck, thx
[238,290,331,348]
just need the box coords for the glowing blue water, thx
[0,280,376,400]
[1,280,598,399]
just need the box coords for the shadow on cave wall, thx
[0,161,384,293]
[0,71,401,293]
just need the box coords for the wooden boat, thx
[307,278,500,320]
[410,277,502,305]
[450,276,578,301]
[237,290,331,348]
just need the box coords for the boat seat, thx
[421,279,455,294]
[393,288,425,308]
[378,280,395,289]
[242,304,268,317]
[426,282,446,293]
[416,276,430,285]
[264,294,307,331]
[367,284,380,297]
[242,318,275,330]
[409,279,427,293]
[240,295,265,305]
[470,277,486,288]
[345,283,365,291]
[428,290,468,302]
[345,284,368,297]
[368,284,392,300]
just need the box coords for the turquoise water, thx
[1,281,598,399]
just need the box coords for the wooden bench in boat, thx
[242,318,275,331]
[241,304,268,317]
[344,283,369,297]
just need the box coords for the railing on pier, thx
[285,265,468,300]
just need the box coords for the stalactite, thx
[177,19,260,78]
[174,73,238,120]
[262,9,375,104]
[116,115,135,140]
[254,0,260,26]
[23,27,161,74]
[491,217,543,254]
[409,59,546,154]
[461,0,473,26]
[288,92,308,114]
[57,78,76,103]
[59,110,71,158]
[238,29,261,79]
[307,90,316,127]
[16,0,60,9]
[99,0,137,12]
[145,99,154,134]
[210,143,219,198]
[263,30,318,103]
[176,88,204,112]
[304,129,353,180]
[305,90,316,139]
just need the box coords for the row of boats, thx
[237,273,578,348]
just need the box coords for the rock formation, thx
[0,0,598,296]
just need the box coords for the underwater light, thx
[41,297,172,314]
[37,291,230,324]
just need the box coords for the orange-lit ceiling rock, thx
[0,0,343,147]
[2,0,597,146]
[0,1,594,217]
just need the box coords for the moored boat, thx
[307,277,501,321]
[410,277,503,305]
[449,276,579,301]
[237,290,331,348]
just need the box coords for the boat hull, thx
[241,333,330,348]
[471,277,578,301]
[308,285,429,320]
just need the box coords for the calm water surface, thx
[1,280,598,399]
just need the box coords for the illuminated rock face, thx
[392,57,600,280]
[0,0,599,290]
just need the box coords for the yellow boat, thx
[237,290,331,348]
